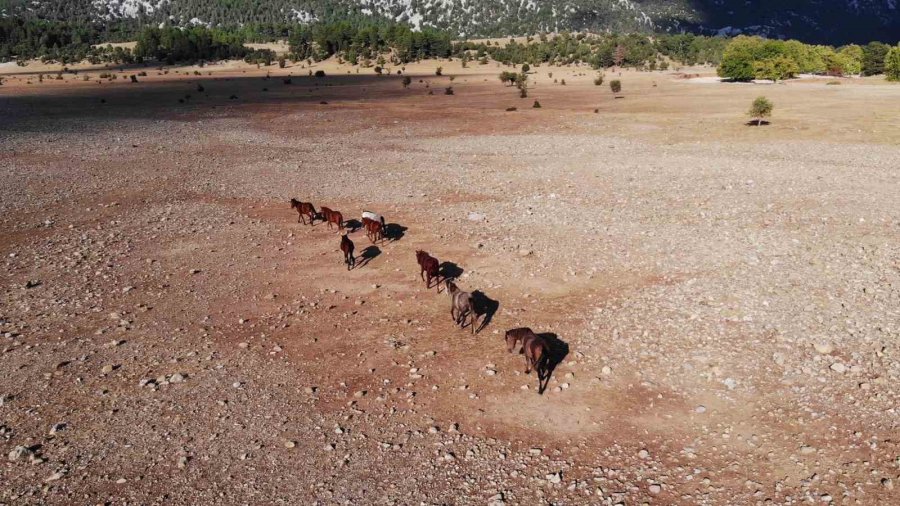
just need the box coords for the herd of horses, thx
[290,198,562,393]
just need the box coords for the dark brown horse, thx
[290,198,317,225]
[320,207,344,231]
[340,233,355,270]
[361,217,384,243]
[415,250,440,289]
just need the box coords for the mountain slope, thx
[1,0,897,44]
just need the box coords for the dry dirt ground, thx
[1,57,900,505]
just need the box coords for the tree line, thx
[2,16,898,81]
[717,35,900,81]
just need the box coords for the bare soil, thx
[1,58,899,505]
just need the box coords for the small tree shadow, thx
[344,218,363,232]
[745,120,770,126]
[537,333,569,395]
[384,223,407,241]
[471,290,499,334]
[357,246,381,268]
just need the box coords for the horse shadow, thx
[537,333,569,395]
[471,290,499,334]
[344,219,363,233]
[439,261,464,281]
[384,223,407,241]
[357,246,381,268]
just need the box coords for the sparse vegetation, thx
[593,73,605,86]
[610,80,622,93]
[444,86,454,95]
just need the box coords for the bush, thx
[444,86,454,95]
[499,71,517,85]
[593,73,604,86]
[505,106,517,111]
[748,96,773,125]
[532,100,541,108]
[521,63,530,73]
[435,66,443,76]
[402,76,412,88]
[560,79,566,85]
[314,70,326,78]
[610,80,622,93]
[278,57,286,69]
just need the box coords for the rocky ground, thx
[1,60,899,505]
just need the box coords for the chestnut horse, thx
[320,206,344,231]
[290,198,317,225]
[505,327,548,375]
[446,280,476,333]
[361,217,384,243]
[415,250,440,289]
[340,233,355,270]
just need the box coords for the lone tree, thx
[748,96,773,125]
[521,63,530,73]
[610,80,622,94]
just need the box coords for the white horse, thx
[361,210,385,227]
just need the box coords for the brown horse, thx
[505,327,537,354]
[290,198,317,225]
[361,217,384,243]
[521,333,548,376]
[446,280,476,333]
[340,233,355,270]
[320,207,344,231]
[415,250,440,289]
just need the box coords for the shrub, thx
[435,66,443,76]
[748,96,773,125]
[560,79,566,85]
[314,70,326,78]
[197,84,204,92]
[499,71,517,85]
[374,66,383,75]
[278,57,286,68]
[521,63,530,73]
[402,76,412,88]
[444,86,454,95]
[533,100,541,108]
[505,106,517,111]
[130,75,138,83]
[610,80,622,93]
[593,73,604,86]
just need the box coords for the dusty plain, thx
[1,56,900,505]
